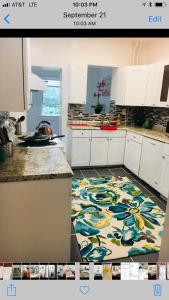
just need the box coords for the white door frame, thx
[28,63,70,151]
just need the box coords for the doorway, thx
[27,66,62,135]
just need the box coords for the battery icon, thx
[155,2,167,6]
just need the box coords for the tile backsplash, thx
[68,102,169,128]
[68,101,125,123]
[126,106,169,127]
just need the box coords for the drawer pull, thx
[150,142,156,146]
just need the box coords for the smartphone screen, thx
[0,0,169,299]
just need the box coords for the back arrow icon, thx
[4,14,10,24]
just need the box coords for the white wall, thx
[30,38,134,67]
[138,38,169,64]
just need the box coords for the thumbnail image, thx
[129,263,139,280]
[0,263,4,280]
[48,264,57,280]
[12,264,22,280]
[138,263,148,280]
[148,264,157,280]
[3,263,13,280]
[94,264,103,280]
[112,264,121,280]
[21,265,31,280]
[167,263,169,280]
[80,264,90,280]
[39,264,49,279]
[157,263,166,280]
[66,264,75,280]
[121,263,130,280]
[30,264,40,280]
[57,264,67,280]
[103,263,112,280]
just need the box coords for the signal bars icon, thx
[2,2,10,7]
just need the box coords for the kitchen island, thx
[0,146,73,262]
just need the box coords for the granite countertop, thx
[0,147,73,183]
[68,125,169,144]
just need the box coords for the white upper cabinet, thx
[0,38,28,112]
[111,65,148,106]
[124,65,148,106]
[69,64,88,104]
[145,63,164,107]
[111,68,126,105]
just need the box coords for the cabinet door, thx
[111,68,126,105]
[139,138,163,190]
[0,38,26,112]
[145,64,164,107]
[124,139,142,175]
[90,138,109,166]
[159,64,169,107]
[125,66,148,106]
[159,155,169,198]
[108,138,125,165]
[71,138,91,167]
[69,64,87,104]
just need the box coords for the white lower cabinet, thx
[159,155,169,199]
[108,138,125,165]
[90,138,109,166]
[71,138,91,167]
[139,137,163,191]
[124,138,142,175]
[69,129,169,198]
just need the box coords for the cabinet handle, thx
[150,142,156,146]
[162,156,166,159]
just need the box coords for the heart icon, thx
[79,286,90,295]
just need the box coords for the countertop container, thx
[0,147,7,162]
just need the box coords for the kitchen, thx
[0,38,169,263]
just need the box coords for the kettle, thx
[37,121,53,136]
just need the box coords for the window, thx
[42,80,61,116]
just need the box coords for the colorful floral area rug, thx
[71,176,165,262]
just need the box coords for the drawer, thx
[127,131,143,144]
[163,143,169,156]
[91,130,126,138]
[72,130,92,138]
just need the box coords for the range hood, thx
[30,73,47,91]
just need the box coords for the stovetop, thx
[17,141,57,147]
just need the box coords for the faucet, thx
[100,114,106,126]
